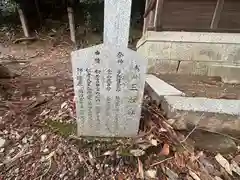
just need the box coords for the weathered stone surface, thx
[147,42,171,59]
[161,96,240,136]
[189,130,237,153]
[71,44,147,137]
[136,31,240,75]
[208,65,240,84]
[177,61,210,75]
[148,59,179,74]
[103,0,131,48]
[145,74,185,104]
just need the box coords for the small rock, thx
[164,167,178,180]
[42,148,49,153]
[130,149,145,157]
[22,137,28,144]
[145,169,157,179]
[41,134,47,142]
[0,148,4,153]
[0,137,6,148]
[151,139,158,146]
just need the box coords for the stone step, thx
[208,65,240,84]
[161,96,240,136]
[145,74,185,104]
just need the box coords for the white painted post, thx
[67,7,76,43]
[17,7,30,37]
[103,0,132,48]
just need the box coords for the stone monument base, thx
[137,31,240,83]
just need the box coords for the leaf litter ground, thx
[0,34,239,180]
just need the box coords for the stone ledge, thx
[208,65,240,84]
[161,96,240,136]
[137,31,240,47]
[145,74,185,104]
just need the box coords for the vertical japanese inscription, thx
[86,68,93,122]
[95,69,101,123]
[117,52,124,64]
[116,70,123,92]
[77,68,85,121]
[114,95,120,130]
[106,69,112,91]
[95,50,100,64]
[126,64,141,119]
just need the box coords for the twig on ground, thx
[3,147,31,165]
[150,156,174,167]
[180,126,198,143]
[180,113,204,143]
[13,37,37,44]
[71,147,94,175]
[36,158,52,180]
[27,52,40,59]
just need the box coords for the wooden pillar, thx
[67,7,76,43]
[154,0,164,31]
[17,8,30,37]
[149,8,155,30]
[210,0,224,29]
[143,0,150,34]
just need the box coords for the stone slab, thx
[161,96,240,136]
[208,65,240,84]
[136,31,240,75]
[145,74,185,104]
[71,44,147,137]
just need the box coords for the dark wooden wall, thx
[158,0,240,32]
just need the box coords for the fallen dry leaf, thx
[189,170,201,180]
[159,143,169,156]
[137,157,144,179]
[215,153,232,176]
[214,176,223,180]
[231,161,240,176]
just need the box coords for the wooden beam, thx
[149,8,156,30]
[154,0,164,30]
[210,0,224,29]
[144,0,156,18]
[143,0,150,34]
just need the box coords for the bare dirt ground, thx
[0,32,239,179]
[156,74,240,100]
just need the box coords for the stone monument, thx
[71,0,147,137]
